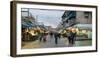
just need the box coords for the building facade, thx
[76,11,92,24]
[61,11,92,28]
[21,9,37,28]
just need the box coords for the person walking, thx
[54,32,60,44]
[70,30,76,44]
[50,31,53,38]
[43,32,48,42]
[39,32,43,42]
[67,30,71,44]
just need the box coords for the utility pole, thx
[35,15,38,24]
[28,8,29,19]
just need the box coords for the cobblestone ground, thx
[22,35,92,49]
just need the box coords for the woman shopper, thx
[43,31,48,42]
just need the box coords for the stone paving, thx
[22,35,92,49]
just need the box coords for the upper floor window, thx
[84,12,92,19]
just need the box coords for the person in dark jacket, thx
[54,32,60,44]
[67,30,71,44]
[43,32,48,42]
[39,32,43,42]
[49,31,53,38]
[70,31,76,44]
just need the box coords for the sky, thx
[22,8,65,28]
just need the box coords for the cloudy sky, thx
[22,8,65,28]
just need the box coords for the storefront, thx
[74,24,92,39]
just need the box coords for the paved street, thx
[22,35,92,49]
